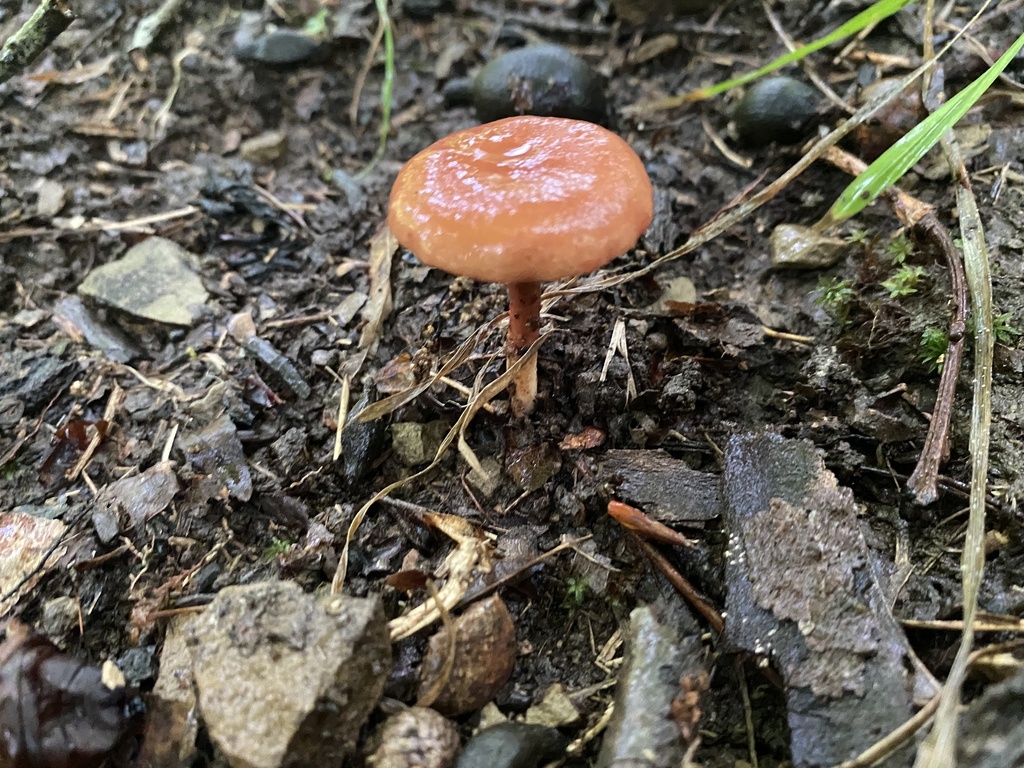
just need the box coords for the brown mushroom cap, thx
[388,116,653,284]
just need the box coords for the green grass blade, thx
[356,0,395,179]
[682,0,915,102]
[828,31,1024,223]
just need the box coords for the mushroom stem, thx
[506,281,542,416]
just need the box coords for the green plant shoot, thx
[827,31,1024,224]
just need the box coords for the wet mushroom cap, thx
[388,116,653,284]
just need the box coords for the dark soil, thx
[2,0,1024,766]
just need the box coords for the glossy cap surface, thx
[388,116,653,284]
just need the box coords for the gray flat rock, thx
[78,237,208,326]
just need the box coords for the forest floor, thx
[2,0,1024,766]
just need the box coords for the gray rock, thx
[234,30,326,66]
[456,722,565,768]
[597,603,703,767]
[78,237,208,327]
[39,596,79,646]
[179,416,252,503]
[959,667,1024,767]
[186,581,390,768]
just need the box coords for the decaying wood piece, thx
[597,600,708,768]
[599,449,722,526]
[721,433,939,768]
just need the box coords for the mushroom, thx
[388,115,653,416]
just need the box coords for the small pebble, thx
[235,29,325,66]
[472,44,607,124]
[239,130,288,164]
[733,76,821,146]
[456,722,565,768]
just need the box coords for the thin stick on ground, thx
[819,145,967,505]
[0,0,76,87]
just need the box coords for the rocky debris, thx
[343,390,389,481]
[505,441,561,493]
[227,312,311,401]
[466,456,502,498]
[455,722,565,768]
[418,595,517,716]
[77,237,209,327]
[770,224,848,270]
[597,601,705,767]
[38,596,80,647]
[53,295,144,363]
[0,512,66,613]
[523,683,581,728]
[390,420,448,466]
[91,460,179,543]
[239,130,288,165]
[136,617,198,768]
[959,666,1024,767]
[185,581,390,768]
[368,707,460,768]
[178,415,252,504]
[599,449,721,526]
[234,29,327,66]
[33,178,66,218]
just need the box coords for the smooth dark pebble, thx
[456,722,565,768]
[235,30,325,66]
[733,75,821,146]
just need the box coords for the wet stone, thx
[53,295,144,363]
[455,722,565,768]
[771,224,847,270]
[598,602,703,767]
[185,581,390,768]
[234,29,326,66]
[136,616,198,768]
[0,512,66,603]
[343,411,388,481]
[239,130,288,165]
[179,415,252,503]
[523,683,580,728]
[390,420,448,466]
[39,596,80,647]
[472,44,607,124]
[467,456,502,498]
[34,178,66,217]
[505,442,561,493]
[92,460,179,533]
[78,237,209,327]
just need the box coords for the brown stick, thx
[507,281,542,416]
[906,218,967,504]
[820,146,967,505]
